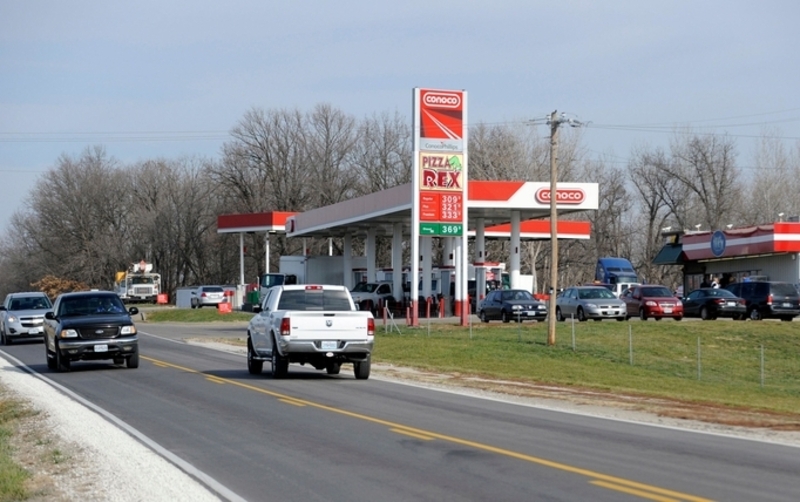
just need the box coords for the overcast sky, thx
[2,1,799,233]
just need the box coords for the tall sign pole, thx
[412,88,467,326]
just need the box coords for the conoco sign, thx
[535,188,586,205]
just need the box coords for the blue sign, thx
[710,230,726,257]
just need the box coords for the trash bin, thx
[247,290,260,305]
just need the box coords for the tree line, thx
[1,103,797,300]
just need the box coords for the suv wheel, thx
[749,308,763,321]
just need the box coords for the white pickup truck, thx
[247,284,375,379]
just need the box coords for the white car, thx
[0,292,53,345]
[190,286,226,309]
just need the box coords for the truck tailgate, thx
[284,311,371,340]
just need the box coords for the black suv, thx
[43,291,139,371]
[724,281,800,321]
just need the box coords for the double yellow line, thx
[144,356,714,502]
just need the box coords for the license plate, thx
[94,344,108,353]
[29,327,42,334]
[663,308,673,314]
[783,303,792,308]
[727,302,736,307]
[321,341,337,350]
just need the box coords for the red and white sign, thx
[682,223,800,260]
[535,188,586,205]
[419,89,464,140]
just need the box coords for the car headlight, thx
[585,303,598,309]
[59,329,78,338]
[7,315,17,323]
[121,325,137,335]
[512,305,522,310]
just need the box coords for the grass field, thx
[143,309,800,416]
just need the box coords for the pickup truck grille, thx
[78,326,120,339]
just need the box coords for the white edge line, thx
[0,349,248,502]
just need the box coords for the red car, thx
[620,285,683,321]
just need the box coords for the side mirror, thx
[252,305,262,314]
[129,307,139,315]
[45,311,55,320]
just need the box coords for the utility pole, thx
[547,110,560,346]
[545,110,584,346]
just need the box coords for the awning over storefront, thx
[652,243,685,265]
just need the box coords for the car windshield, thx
[578,288,616,299]
[9,295,52,310]
[641,287,673,297]
[706,289,736,298]
[501,290,534,301]
[60,296,127,316]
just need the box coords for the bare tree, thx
[665,131,742,231]
[351,110,412,194]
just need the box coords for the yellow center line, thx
[278,398,307,407]
[143,355,715,502]
[391,428,434,441]
[591,480,681,502]
[205,376,226,385]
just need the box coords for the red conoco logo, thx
[535,188,586,204]
[423,92,461,108]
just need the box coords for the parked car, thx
[556,286,626,322]
[724,281,800,321]
[43,291,139,372]
[478,289,547,323]
[681,288,746,320]
[191,285,226,309]
[0,292,52,345]
[620,285,683,321]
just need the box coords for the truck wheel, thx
[55,343,70,372]
[354,358,371,380]
[126,351,139,369]
[247,340,263,374]
[325,362,341,375]
[45,343,57,370]
[271,338,288,378]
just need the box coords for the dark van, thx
[724,281,800,321]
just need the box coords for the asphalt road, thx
[4,324,800,502]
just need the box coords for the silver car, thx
[0,292,53,344]
[556,286,626,322]
[190,285,226,308]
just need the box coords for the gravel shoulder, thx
[3,335,800,501]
